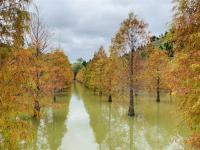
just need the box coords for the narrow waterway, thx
[32,82,189,150]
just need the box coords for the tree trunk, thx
[99,90,102,96]
[74,72,77,80]
[108,94,112,102]
[128,88,135,116]
[135,79,138,96]
[108,78,112,102]
[53,95,56,102]
[128,49,135,116]
[53,89,56,102]
[156,76,160,102]
[34,59,41,118]
[33,100,40,118]
[169,90,172,104]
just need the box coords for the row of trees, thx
[76,0,200,148]
[0,1,73,149]
[76,14,169,113]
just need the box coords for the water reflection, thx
[33,83,188,150]
[76,83,188,150]
[32,90,71,150]
[58,93,98,150]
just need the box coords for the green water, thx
[32,83,189,150]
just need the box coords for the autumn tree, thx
[76,46,108,96]
[0,49,35,149]
[0,1,34,149]
[93,46,107,95]
[106,39,129,102]
[143,46,169,102]
[76,66,86,83]
[106,46,117,102]
[171,0,200,148]
[112,13,149,116]
[28,4,50,118]
[47,50,73,102]
[0,1,73,149]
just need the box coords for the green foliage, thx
[72,58,88,79]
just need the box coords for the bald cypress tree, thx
[111,13,149,116]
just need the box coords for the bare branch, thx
[29,4,49,54]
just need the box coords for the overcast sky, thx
[35,0,173,62]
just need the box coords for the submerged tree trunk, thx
[135,79,138,96]
[128,49,135,116]
[33,100,40,118]
[53,89,57,102]
[108,94,112,102]
[53,95,56,102]
[34,85,40,118]
[99,90,102,96]
[108,78,112,102]
[128,88,135,116]
[74,72,77,80]
[34,63,41,118]
[156,76,160,102]
[169,90,172,103]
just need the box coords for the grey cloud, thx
[36,0,173,62]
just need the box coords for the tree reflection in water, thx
[32,89,72,150]
[77,83,188,150]
[32,83,188,150]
